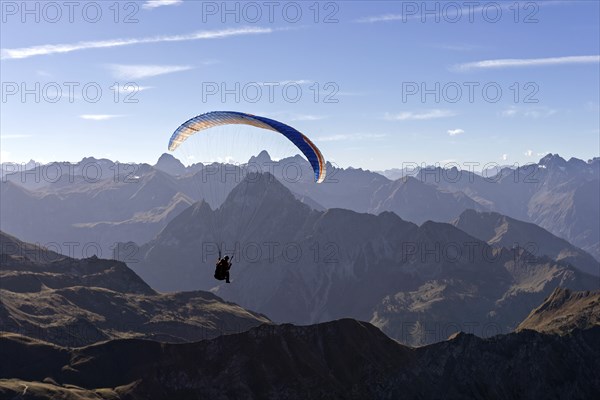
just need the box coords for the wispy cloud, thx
[142,0,182,10]
[337,91,367,97]
[115,85,153,94]
[356,1,575,24]
[289,114,327,121]
[355,13,404,23]
[355,4,488,23]
[80,114,124,121]
[385,109,456,121]
[107,64,192,80]
[259,111,326,122]
[501,154,508,161]
[455,55,600,71]
[447,128,464,136]
[255,79,312,86]
[500,106,557,119]
[524,150,533,157]
[1,134,32,139]
[1,27,272,60]
[318,133,387,142]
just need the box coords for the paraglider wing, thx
[168,111,326,183]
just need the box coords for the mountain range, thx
[1,288,598,399]
[124,172,598,346]
[2,153,598,262]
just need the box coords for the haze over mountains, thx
[1,154,599,398]
[2,152,598,261]
[121,172,598,345]
[452,209,599,276]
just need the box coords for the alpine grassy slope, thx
[0,231,269,347]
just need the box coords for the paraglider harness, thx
[214,250,232,282]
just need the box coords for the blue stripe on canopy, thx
[168,111,326,183]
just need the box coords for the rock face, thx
[517,288,600,335]
[1,318,599,400]
[0,231,269,347]
[452,209,600,276]
[129,173,598,346]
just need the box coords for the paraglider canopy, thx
[168,111,326,183]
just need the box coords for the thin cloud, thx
[524,150,533,157]
[107,64,192,80]
[447,128,464,136]
[455,55,600,71]
[142,0,183,10]
[256,80,312,86]
[1,27,273,60]
[337,91,367,97]
[318,133,387,142]
[80,114,124,121]
[356,4,488,23]
[500,106,557,119]
[385,109,456,121]
[115,85,153,94]
[357,1,577,24]
[355,13,404,23]
[289,114,327,121]
[1,134,32,139]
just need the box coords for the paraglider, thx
[168,111,326,183]
[214,253,232,283]
[168,111,327,283]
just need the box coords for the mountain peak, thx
[219,172,301,215]
[538,153,566,167]
[155,153,186,176]
[248,150,272,165]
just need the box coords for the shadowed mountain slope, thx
[128,173,598,346]
[0,231,269,347]
[1,317,599,399]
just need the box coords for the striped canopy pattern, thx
[169,111,326,183]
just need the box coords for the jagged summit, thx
[220,171,300,213]
[538,153,567,169]
[155,153,187,176]
[247,150,272,165]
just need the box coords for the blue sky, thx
[1,0,599,171]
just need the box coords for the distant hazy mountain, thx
[418,154,600,260]
[0,231,269,347]
[154,153,188,176]
[377,166,421,180]
[517,288,600,335]
[127,172,597,345]
[3,152,598,262]
[371,176,486,224]
[1,317,599,399]
[453,209,599,276]
[0,160,37,179]
[0,158,250,256]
